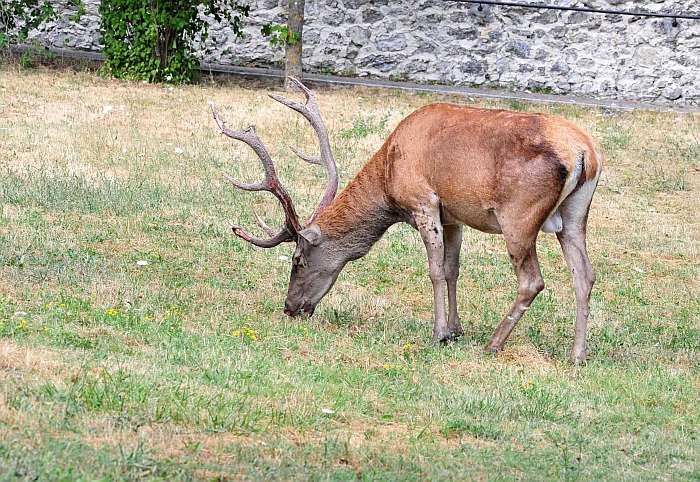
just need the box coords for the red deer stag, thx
[212,78,602,364]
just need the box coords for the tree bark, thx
[285,0,305,91]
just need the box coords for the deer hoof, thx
[569,352,586,366]
[450,327,464,339]
[483,342,502,355]
[431,331,454,345]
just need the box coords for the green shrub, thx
[98,0,249,83]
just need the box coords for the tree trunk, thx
[285,0,305,91]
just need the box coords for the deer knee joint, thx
[521,278,544,299]
[429,270,446,284]
[444,268,459,283]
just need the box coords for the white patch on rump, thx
[563,178,599,223]
[557,163,602,231]
[541,151,602,234]
[561,157,584,202]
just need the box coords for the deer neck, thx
[314,150,400,261]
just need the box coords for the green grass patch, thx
[0,66,699,480]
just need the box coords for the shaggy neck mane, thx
[314,144,400,258]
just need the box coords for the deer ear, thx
[299,225,323,246]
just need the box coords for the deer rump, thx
[212,79,602,365]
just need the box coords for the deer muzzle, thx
[284,299,316,317]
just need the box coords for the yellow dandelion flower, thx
[249,335,257,340]
[232,330,240,337]
[60,303,66,307]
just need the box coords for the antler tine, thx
[229,221,295,248]
[290,145,322,166]
[212,103,302,247]
[253,212,276,236]
[268,77,339,226]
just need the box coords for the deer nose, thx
[284,300,299,317]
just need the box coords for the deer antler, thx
[211,78,338,247]
[268,77,338,226]
[212,105,301,247]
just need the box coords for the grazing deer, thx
[212,78,602,364]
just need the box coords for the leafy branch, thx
[98,0,250,83]
[261,23,299,47]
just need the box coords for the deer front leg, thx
[444,223,464,339]
[484,233,544,353]
[414,203,450,343]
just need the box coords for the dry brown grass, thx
[0,339,67,381]
[1,65,699,479]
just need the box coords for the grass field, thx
[1,64,699,480]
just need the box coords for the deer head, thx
[211,77,342,317]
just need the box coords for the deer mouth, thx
[302,303,316,317]
[284,301,316,317]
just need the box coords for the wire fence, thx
[446,0,700,22]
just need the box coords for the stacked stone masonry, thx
[25,0,700,104]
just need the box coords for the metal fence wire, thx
[446,0,700,24]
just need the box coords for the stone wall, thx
[23,0,700,104]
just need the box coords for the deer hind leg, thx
[413,197,450,343]
[484,231,544,354]
[444,223,464,339]
[557,192,596,365]
[557,227,594,365]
